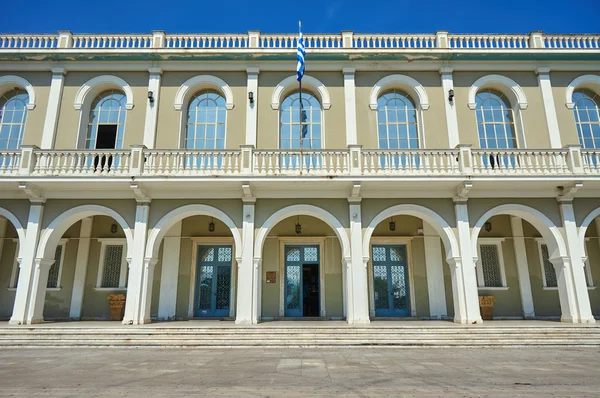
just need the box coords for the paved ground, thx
[0,347,598,397]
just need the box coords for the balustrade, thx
[31,150,131,176]
[144,150,241,175]
[362,149,459,175]
[253,150,349,175]
[471,149,569,175]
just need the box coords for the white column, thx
[245,67,259,146]
[236,199,256,324]
[451,200,483,324]
[122,202,151,325]
[439,67,459,148]
[142,67,162,148]
[423,222,447,319]
[536,67,562,149]
[509,216,535,318]
[343,68,358,145]
[348,199,369,324]
[69,217,93,319]
[9,202,45,325]
[40,68,66,149]
[556,199,595,323]
[157,221,182,320]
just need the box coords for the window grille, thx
[541,244,558,288]
[480,244,503,287]
[47,244,63,288]
[101,245,124,288]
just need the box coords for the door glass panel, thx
[218,247,232,262]
[200,247,215,262]
[372,246,386,262]
[286,264,301,311]
[215,266,231,310]
[391,264,408,311]
[304,247,318,262]
[197,265,213,311]
[373,265,389,310]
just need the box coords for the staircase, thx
[0,324,599,347]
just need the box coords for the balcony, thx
[1,145,598,178]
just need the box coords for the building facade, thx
[0,30,599,325]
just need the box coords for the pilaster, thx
[40,67,66,149]
[347,198,370,324]
[157,221,182,320]
[343,68,358,146]
[236,199,257,324]
[509,216,535,318]
[69,217,93,319]
[439,67,459,147]
[26,258,56,324]
[245,67,259,146]
[143,67,162,148]
[423,222,447,319]
[536,67,562,148]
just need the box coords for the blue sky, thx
[2,0,599,34]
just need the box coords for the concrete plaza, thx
[0,347,598,397]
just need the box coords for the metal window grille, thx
[480,244,503,287]
[541,244,558,288]
[47,245,62,288]
[101,245,123,288]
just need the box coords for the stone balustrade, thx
[1,145,597,178]
[1,31,599,50]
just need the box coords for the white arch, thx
[579,207,600,256]
[36,205,134,260]
[0,207,26,258]
[0,75,36,109]
[565,74,600,109]
[255,204,349,257]
[468,74,528,110]
[363,204,459,260]
[74,75,134,110]
[146,204,242,259]
[174,75,234,111]
[471,204,567,260]
[369,74,430,111]
[271,75,331,110]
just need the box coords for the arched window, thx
[572,89,600,149]
[0,89,29,150]
[86,90,126,149]
[377,90,419,149]
[280,92,321,149]
[475,89,517,149]
[186,91,226,149]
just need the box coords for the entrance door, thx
[372,245,410,317]
[194,245,232,317]
[284,245,320,317]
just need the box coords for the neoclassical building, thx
[0,30,599,326]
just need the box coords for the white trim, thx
[467,74,528,110]
[278,237,326,318]
[0,75,36,109]
[271,75,331,110]
[579,207,600,259]
[369,74,430,111]
[245,67,259,146]
[439,68,459,147]
[73,75,134,110]
[96,238,128,289]
[47,238,67,289]
[565,74,600,109]
[8,238,20,289]
[0,208,26,256]
[173,75,234,111]
[363,204,459,261]
[478,287,510,291]
[536,68,562,149]
[476,238,507,288]
[583,238,595,288]
[343,68,358,146]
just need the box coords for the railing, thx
[471,149,570,174]
[2,31,599,51]
[144,150,241,175]
[253,150,349,175]
[362,149,459,174]
[1,146,598,177]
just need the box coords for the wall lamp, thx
[295,216,302,235]
[148,91,154,103]
[111,223,118,234]
[484,221,492,232]
[248,91,254,104]
[448,89,454,103]
[208,217,215,233]
[389,217,396,232]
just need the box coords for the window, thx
[86,90,127,150]
[537,241,558,288]
[280,91,321,149]
[377,90,419,150]
[476,89,517,150]
[186,91,226,149]
[476,239,507,288]
[47,240,67,289]
[96,239,128,289]
[0,89,29,150]
[572,89,600,149]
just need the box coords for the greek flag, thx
[296,31,306,82]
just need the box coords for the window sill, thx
[6,288,16,291]
[543,287,558,290]
[478,287,509,291]
[46,287,62,292]
[94,287,127,291]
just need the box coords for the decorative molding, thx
[467,74,528,110]
[0,75,36,109]
[565,74,600,109]
[173,75,234,110]
[18,182,45,203]
[369,74,430,110]
[74,75,134,110]
[271,75,331,110]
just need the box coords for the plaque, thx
[266,271,276,283]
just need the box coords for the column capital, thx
[342,67,355,75]
[246,66,260,75]
[34,258,55,270]
[536,66,551,75]
[439,66,454,75]
[51,67,66,75]
[143,257,159,270]
[148,67,162,75]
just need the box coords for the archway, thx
[579,207,600,317]
[0,208,26,319]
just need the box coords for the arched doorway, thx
[0,208,25,319]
